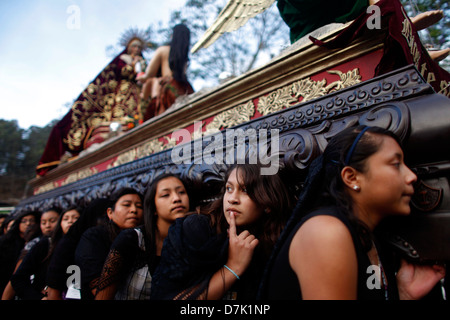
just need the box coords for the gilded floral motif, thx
[258,68,361,116]
[205,100,255,132]
[136,139,164,159]
[61,167,98,186]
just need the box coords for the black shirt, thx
[262,206,398,300]
[74,225,113,300]
[11,236,51,300]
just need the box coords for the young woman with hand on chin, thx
[150,164,293,300]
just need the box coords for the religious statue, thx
[36,28,151,176]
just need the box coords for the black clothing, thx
[96,226,157,300]
[11,236,51,300]
[46,198,110,294]
[74,224,113,300]
[0,234,24,294]
[262,206,398,300]
[151,214,267,300]
[46,234,78,293]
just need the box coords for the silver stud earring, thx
[353,185,360,191]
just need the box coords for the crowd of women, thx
[0,126,447,300]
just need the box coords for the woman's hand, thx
[397,259,446,300]
[136,73,147,83]
[205,212,259,299]
[225,212,259,277]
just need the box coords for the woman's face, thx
[60,209,81,234]
[223,168,264,228]
[107,194,143,229]
[128,40,142,56]
[19,214,36,237]
[40,210,60,236]
[154,177,189,224]
[356,136,417,219]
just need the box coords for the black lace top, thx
[95,226,157,300]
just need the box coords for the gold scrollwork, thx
[257,68,361,116]
[109,149,137,169]
[61,167,98,186]
[162,136,178,150]
[205,100,255,132]
[136,139,164,159]
[35,182,58,195]
[257,86,298,116]
[107,136,178,171]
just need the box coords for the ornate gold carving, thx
[136,139,164,159]
[109,149,137,169]
[63,62,140,152]
[61,167,98,187]
[35,182,57,195]
[205,100,255,132]
[257,86,298,116]
[258,68,361,116]
[162,136,178,150]
[105,135,179,171]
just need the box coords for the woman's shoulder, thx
[298,214,351,238]
[294,206,352,241]
[290,208,356,260]
[182,213,211,228]
[177,213,214,247]
[290,212,356,264]
[110,227,140,249]
[79,225,109,243]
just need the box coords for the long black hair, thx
[143,173,191,256]
[169,24,191,83]
[258,125,403,296]
[303,125,402,219]
[202,164,294,257]
[44,206,82,262]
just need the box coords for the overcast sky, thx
[0,0,186,129]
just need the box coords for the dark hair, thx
[169,24,190,83]
[42,207,62,216]
[109,187,144,210]
[319,126,401,216]
[64,199,110,242]
[107,187,144,241]
[7,211,41,241]
[44,206,82,262]
[0,215,14,236]
[281,125,402,251]
[143,173,191,254]
[203,164,293,257]
[258,126,403,297]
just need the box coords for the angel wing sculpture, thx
[191,0,276,53]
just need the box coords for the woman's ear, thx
[341,166,360,190]
[106,207,113,220]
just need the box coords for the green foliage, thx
[0,119,55,204]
